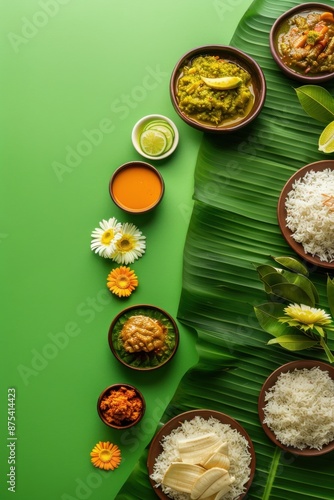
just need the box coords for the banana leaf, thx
[117,0,334,498]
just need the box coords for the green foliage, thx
[267,334,319,351]
[255,256,334,363]
[295,85,334,152]
[272,256,309,276]
[327,276,334,318]
[295,85,334,123]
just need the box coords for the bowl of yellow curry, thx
[108,304,179,371]
[270,3,334,83]
[170,45,266,133]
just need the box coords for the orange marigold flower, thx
[90,441,121,471]
[107,266,138,297]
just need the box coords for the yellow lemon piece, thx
[318,121,334,153]
[139,129,167,156]
[200,76,242,90]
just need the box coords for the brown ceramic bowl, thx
[147,409,256,499]
[97,383,145,430]
[170,45,266,133]
[108,304,179,371]
[258,360,334,456]
[270,3,334,83]
[277,160,334,269]
[109,161,164,214]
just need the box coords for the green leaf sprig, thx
[254,255,334,363]
[295,85,334,153]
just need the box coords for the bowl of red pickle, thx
[97,383,146,429]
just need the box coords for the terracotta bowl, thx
[170,45,266,133]
[270,3,334,83]
[258,360,334,456]
[109,161,164,214]
[97,383,145,430]
[108,304,179,371]
[147,409,256,499]
[277,160,334,270]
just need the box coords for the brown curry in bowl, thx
[278,10,334,75]
[270,3,334,82]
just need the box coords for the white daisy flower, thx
[90,218,122,258]
[112,222,146,264]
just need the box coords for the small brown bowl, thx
[277,160,334,269]
[170,45,266,133]
[108,304,179,371]
[270,3,334,83]
[147,409,256,499]
[258,360,334,456]
[97,383,145,430]
[109,161,164,214]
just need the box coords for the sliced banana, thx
[201,451,230,471]
[177,433,222,465]
[190,467,232,499]
[162,462,205,493]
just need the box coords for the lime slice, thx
[144,120,175,137]
[319,121,334,153]
[201,76,242,89]
[145,124,174,152]
[144,119,167,127]
[139,129,167,156]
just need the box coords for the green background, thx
[1,1,253,499]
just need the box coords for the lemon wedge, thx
[200,76,242,90]
[319,120,334,153]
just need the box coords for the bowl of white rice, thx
[277,160,334,269]
[258,359,334,456]
[147,409,255,499]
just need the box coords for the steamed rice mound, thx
[150,415,252,500]
[285,168,334,262]
[263,367,334,450]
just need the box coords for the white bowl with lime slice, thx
[132,114,179,160]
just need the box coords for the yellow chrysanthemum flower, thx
[107,266,138,297]
[279,303,333,335]
[90,441,121,471]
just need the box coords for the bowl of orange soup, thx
[109,161,165,213]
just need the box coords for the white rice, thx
[263,366,334,450]
[285,168,334,262]
[150,415,252,500]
